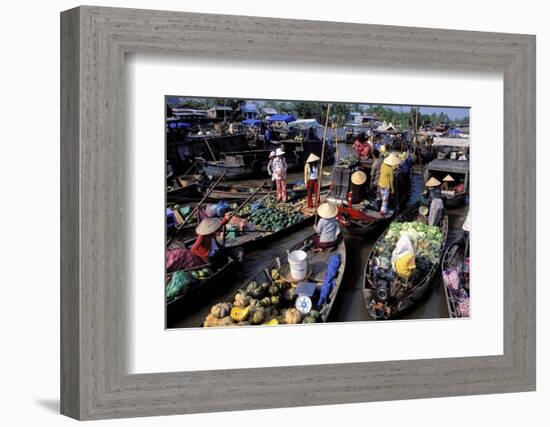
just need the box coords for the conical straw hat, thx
[306,153,320,163]
[351,170,367,185]
[443,174,455,182]
[317,202,338,219]
[195,217,222,235]
[383,153,401,167]
[425,177,442,187]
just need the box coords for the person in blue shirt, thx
[264,125,272,144]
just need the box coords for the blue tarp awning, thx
[448,128,463,134]
[168,122,192,129]
[266,114,297,123]
[242,103,259,113]
[242,119,262,126]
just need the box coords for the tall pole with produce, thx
[315,103,332,226]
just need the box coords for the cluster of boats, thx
[165,120,470,327]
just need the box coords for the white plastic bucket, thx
[288,250,308,281]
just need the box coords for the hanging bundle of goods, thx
[203,268,322,327]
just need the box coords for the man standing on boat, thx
[378,153,401,216]
[304,153,321,208]
[272,147,288,202]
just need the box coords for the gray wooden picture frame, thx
[60,6,536,420]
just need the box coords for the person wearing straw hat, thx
[350,170,367,204]
[191,216,230,265]
[313,202,341,251]
[304,153,321,208]
[425,177,444,226]
[272,147,288,202]
[442,174,455,191]
[377,153,401,216]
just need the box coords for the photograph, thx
[165,97,471,328]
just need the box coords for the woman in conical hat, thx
[425,176,441,188]
[304,153,321,208]
[191,216,229,264]
[313,202,341,251]
[350,170,367,204]
[442,174,455,191]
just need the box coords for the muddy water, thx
[171,143,468,328]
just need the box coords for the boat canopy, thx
[241,119,262,126]
[433,136,470,147]
[266,114,297,123]
[288,119,323,129]
[427,159,469,174]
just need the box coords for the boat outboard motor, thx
[375,270,393,302]
[372,261,394,302]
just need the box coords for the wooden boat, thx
[201,235,346,327]
[206,182,330,202]
[329,163,411,236]
[166,174,200,201]
[441,234,470,318]
[426,159,469,208]
[166,239,244,328]
[363,203,448,320]
[168,195,323,252]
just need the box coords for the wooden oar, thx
[168,170,227,246]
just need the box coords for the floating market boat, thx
[441,234,470,318]
[168,194,325,252]
[206,181,329,202]
[166,174,200,200]
[166,239,244,327]
[328,162,410,236]
[363,203,448,320]
[221,198,315,251]
[201,234,346,327]
[425,159,469,207]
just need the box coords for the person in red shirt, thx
[191,216,229,264]
[352,132,367,158]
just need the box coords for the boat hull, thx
[363,203,449,320]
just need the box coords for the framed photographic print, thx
[61,6,536,420]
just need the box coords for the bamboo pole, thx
[315,104,331,226]
[334,116,339,163]
[197,125,218,162]
[167,170,227,245]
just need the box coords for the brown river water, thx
[171,143,469,328]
